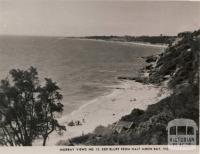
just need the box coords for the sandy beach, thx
[34,80,170,146]
[76,38,168,48]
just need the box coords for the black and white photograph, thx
[0,0,199,151]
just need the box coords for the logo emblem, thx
[166,118,198,150]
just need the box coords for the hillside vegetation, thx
[67,30,199,145]
[84,35,175,45]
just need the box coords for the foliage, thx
[0,67,66,146]
[93,125,112,137]
[121,108,144,122]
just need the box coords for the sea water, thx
[0,36,164,115]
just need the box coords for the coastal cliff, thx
[68,29,199,145]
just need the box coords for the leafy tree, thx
[0,67,66,146]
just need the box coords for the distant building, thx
[113,121,134,134]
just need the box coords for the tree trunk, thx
[43,136,48,146]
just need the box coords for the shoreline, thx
[37,79,170,146]
[75,38,168,48]
[31,38,168,146]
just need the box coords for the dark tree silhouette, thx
[0,67,66,146]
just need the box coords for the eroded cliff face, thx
[149,30,199,89]
[124,30,200,145]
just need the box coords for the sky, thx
[0,0,199,36]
